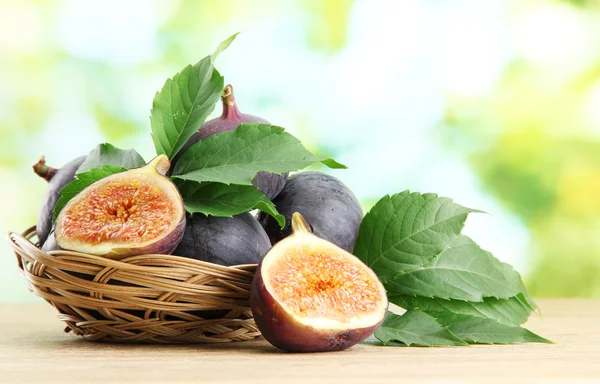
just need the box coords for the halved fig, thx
[250,212,387,352]
[54,155,185,258]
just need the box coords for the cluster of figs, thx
[33,85,388,352]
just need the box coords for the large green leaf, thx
[385,235,525,301]
[76,143,145,174]
[150,34,238,160]
[354,192,528,301]
[52,165,125,221]
[434,312,551,345]
[374,311,468,347]
[354,191,480,278]
[175,180,285,227]
[357,190,547,346]
[391,294,533,327]
[171,123,346,184]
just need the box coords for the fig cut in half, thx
[54,155,185,258]
[250,212,387,352]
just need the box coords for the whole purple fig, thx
[173,212,271,266]
[258,172,363,253]
[33,155,85,246]
[173,85,288,200]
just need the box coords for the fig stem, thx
[291,212,312,234]
[33,156,57,182]
[222,84,235,106]
[147,155,171,176]
[221,84,243,120]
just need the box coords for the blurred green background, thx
[1,0,598,301]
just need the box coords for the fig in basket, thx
[33,155,86,246]
[172,84,288,200]
[258,171,363,252]
[53,155,185,258]
[250,212,387,353]
[174,212,271,266]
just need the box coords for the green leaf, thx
[386,235,525,301]
[356,190,547,346]
[374,311,468,347]
[433,312,552,344]
[76,143,145,174]
[150,34,239,160]
[211,32,239,62]
[52,165,125,221]
[175,180,285,227]
[391,294,533,327]
[354,191,480,277]
[497,261,537,310]
[172,123,346,184]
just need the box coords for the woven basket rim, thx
[7,225,262,344]
[8,226,259,271]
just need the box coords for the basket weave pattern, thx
[7,226,261,343]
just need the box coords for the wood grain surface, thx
[0,299,599,383]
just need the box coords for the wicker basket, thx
[7,226,261,343]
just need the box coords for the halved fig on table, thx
[54,155,185,258]
[250,212,387,352]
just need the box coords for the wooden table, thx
[0,300,598,383]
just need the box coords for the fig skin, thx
[173,212,271,266]
[41,232,61,252]
[251,264,385,352]
[34,155,86,246]
[258,171,363,252]
[250,213,387,353]
[250,171,288,203]
[54,155,186,258]
[172,84,288,200]
[127,218,186,256]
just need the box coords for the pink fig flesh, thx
[250,213,387,352]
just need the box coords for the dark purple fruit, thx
[33,155,85,245]
[251,212,387,352]
[173,212,271,266]
[250,171,288,203]
[41,232,61,252]
[173,84,288,200]
[258,171,363,252]
[54,155,186,258]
